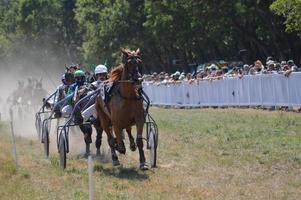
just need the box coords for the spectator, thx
[275,63,281,72]
[266,62,278,74]
[179,72,186,80]
[142,57,299,84]
[254,60,264,73]
[266,56,274,63]
[287,60,299,71]
[242,64,250,75]
[222,66,228,75]
[280,60,287,67]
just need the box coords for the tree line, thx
[0,0,300,73]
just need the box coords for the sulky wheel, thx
[148,126,158,168]
[59,130,67,169]
[42,121,49,158]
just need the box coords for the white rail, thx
[143,73,301,107]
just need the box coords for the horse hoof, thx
[118,148,126,154]
[113,159,120,166]
[139,163,148,170]
[130,144,137,152]
[117,144,126,154]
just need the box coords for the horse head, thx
[121,48,142,83]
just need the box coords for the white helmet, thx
[95,64,108,74]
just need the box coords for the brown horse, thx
[95,48,148,169]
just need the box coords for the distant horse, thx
[32,78,48,108]
[95,48,148,169]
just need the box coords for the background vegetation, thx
[0,0,301,72]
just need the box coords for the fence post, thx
[259,75,263,107]
[88,155,94,200]
[9,107,18,169]
[287,75,292,111]
[272,74,276,109]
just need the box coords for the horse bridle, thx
[123,55,142,83]
[103,53,143,102]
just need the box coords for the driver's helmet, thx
[74,69,86,85]
[94,64,108,81]
[95,64,108,75]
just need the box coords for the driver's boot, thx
[85,143,90,158]
[96,148,101,156]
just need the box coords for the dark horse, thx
[95,48,148,169]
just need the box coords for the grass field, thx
[0,108,301,200]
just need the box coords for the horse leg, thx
[136,122,148,170]
[110,144,120,166]
[113,126,126,154]
[95,97,119,165]
[95,128,102,155]
[105,126,120,166]
[126,127,136,151]
[79,124,92,157]
[93,118,103,155]
[99,117,120,166]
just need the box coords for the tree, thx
[0,0,18,59]
[1,0,301,72]
[16,0,82,63]
[270,0,301,36]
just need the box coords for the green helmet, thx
[74,69,85,77]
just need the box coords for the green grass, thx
[0,108,301,200]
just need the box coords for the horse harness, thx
[101,80,150,117]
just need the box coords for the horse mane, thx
[109,64,124,81]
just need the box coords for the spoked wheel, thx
[147,124,158,168]
[42,121,49,158]
[59,130,67,169]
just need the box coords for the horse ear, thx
[136,48,140,56]
[121,48,129,57]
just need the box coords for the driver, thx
[52,71,74,118]
[67,69,94,157]
[90,64,108,155]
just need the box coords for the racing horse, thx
[95,48,148,169]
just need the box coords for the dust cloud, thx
[0,48,117,160]
[0,53,66,136]
[0,54,111,158]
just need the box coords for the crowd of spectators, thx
[142,57,300,84]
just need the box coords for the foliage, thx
[0,0,301,72]
[0,0,18,58]
[270,0,301,36]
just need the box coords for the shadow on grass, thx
[94,165,149,181]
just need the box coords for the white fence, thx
[143,72,301,107]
